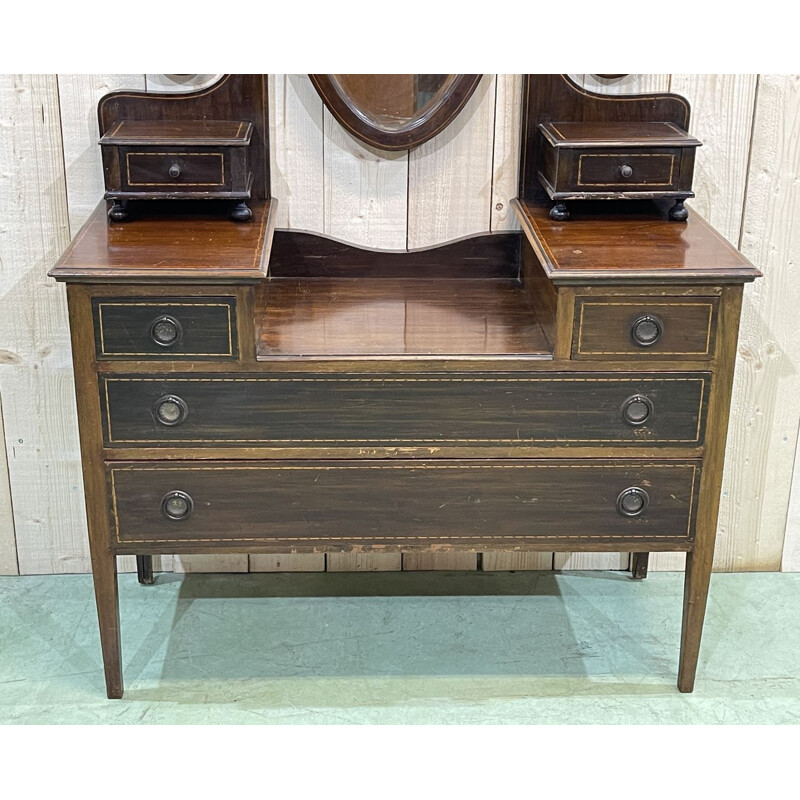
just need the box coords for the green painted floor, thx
[1,570,798,724]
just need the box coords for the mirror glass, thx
[329,74,457,132]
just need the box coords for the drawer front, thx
[100,373,710,448]
[572,297,718,360]
[575,149,679,189]
[108,460,701,548]
[123,149,227,188]
[93,297,237,359]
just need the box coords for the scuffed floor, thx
[1,570,798,723]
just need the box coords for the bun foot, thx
[108,200,129,221]
[231,201,253,222]
[669,199,689,221]
[549,202,570,222]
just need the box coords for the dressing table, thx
[50,74,760,698]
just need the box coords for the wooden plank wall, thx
[1,73,798,576]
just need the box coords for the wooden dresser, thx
[50,75,760,698]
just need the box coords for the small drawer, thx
[107,459,701,549]
[99,372,710,448]
[576,150,679,189]
[572,296,718,360]
[123,150,226,189]
[92,297,237,360]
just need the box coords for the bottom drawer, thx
[108,460,701,550]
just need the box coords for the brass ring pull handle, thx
[621,395,653,427]
[153,395,188,427]
[148,315,183,348]
[619,164,633,178]
[161,490,193,521]
[616,487,650,517]
[168,162,181,179]
[630,314,663,347]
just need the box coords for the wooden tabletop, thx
[50,199,276,283]
[99,119,253,147]
[539,121,701,149]
[513,198,760,285]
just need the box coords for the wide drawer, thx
[100,372,710,448]
[92,297,237,359]
[572,296,718,360]
[123,149,227,189]
[575,149,680,190]
[107,460,701,548]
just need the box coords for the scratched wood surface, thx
[1,74,797,576]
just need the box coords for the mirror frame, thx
[309,74,482,151]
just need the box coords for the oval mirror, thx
[309,74,482,150]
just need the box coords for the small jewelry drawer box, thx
[537,121,701,221]
[99,119,254,221]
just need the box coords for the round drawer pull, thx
[630,314,663,347]
[153,395,188,426]
[168,162,181,179]
[161,490,193,521]
[616,487,650,517]
[621,395,653,427]
[619,164,634,178]
[149,315,183,348]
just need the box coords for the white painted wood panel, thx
[0,74,87,574]
[553,553,629,571]
[57,74,146,234]
[716,74,800,571]
[250,554,326,572]
[482,552,552,571]
[407,75,497,248]
[0,396,19,575]
[783,425,800,571]
[327,553,402,572]
[323,112,408,248]
[403,552,478,571]
[669,74,758,244]
[174,555,249,573]
[269,74,324,232]
[490,74,523,232]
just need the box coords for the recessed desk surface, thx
[256,278,552,358]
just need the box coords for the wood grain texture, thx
[482,552,552,570]
[328,553,402,571]
[0,74,89,574]
[0,396,19,574]
[716,74,800,571]
[323,112,408,248]
[490,74,523,232]
[668,74,757,245]
[782,425,800,571]
[173,555,249,573]
[57,74,146,235]
[407,75,496,248]
[554,553,629,570]
[403,553,478,571]
[250,554,326,571]
[268,74,324,231]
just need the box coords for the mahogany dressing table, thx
[50,74,760,698]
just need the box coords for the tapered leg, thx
[631,552,649,580]
[136,555,155,585]
[678,547,713,693]
[90,549,124,699]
